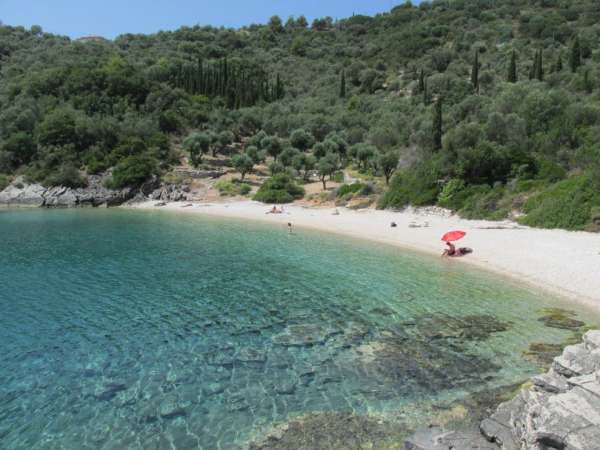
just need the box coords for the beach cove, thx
[133,200,600,311]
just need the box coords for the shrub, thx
[215,180,251,196]
[520,175,600,230]
[458,185,509,220]
[253,174,305,204]
[108,154,158,189]
[337,183,365,197]
[0,174,10,191]
[378,161,442,209]
[43,164,88,188]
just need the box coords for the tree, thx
[350,143,376,170]
[570,36,582,73]
[292,153,316,181]
[555,53,563,72]
[340,70,346,98]
[279,147,300,167]
[215,130,234,157]
[418,68,425,93]
[529,50,538,80]
[423,77,429,105]
[109,154,158,188]
[535,49,544,81]
[432,97,443,152]
[507,50,517,83]
[183,132,210,167]
[584,69,593,94]
[269,16,284,33]
[290,128,314,151]
[471,49,479,93]
[262,136,283,161]
[232,153,254,180]
[377,151,400,185]
[317,153,338,190]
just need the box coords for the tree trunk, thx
[321,177,327,190]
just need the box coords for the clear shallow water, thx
[0,209,596,449]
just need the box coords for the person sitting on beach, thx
[267,206,282,214]
[442,242,472,258]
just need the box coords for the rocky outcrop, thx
[406,331,600,450]
[0,182,47,206]
[147,183,190,202]
[480,330,600,450]
[0,175,191,208]
[0,176,136,208]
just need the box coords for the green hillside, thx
[1,0,600,229]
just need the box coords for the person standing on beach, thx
[288,222,293,234]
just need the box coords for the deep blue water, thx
[0,209,594,449]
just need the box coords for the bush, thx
[108,154,158,189]
[253,174,305,204]
[378,161,441,209]
[520,175,600,230]
[337,183,365,197]
[215,180,251,196]
[458,185,509,220]
[43,164,88,188]
[0,174,10,191]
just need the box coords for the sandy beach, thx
[132,200,600,310]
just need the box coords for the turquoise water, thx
[0,209,595,449]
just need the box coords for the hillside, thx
[1,0,600,229]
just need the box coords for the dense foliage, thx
[2,0,600,228]
[253,174,305,203]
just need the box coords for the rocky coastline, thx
[0,175,191,208]
[406,330,600,450]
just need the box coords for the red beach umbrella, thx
[441,230,466,242]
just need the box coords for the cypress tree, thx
[418,68,425,93]
[340,70,346,98]
[570,36,582,73]
[535,49,544,81]
[529,50,538,80]
[432,97,443,152]
[508,50,517,83]
[423,78,429,105]
[555,53,563,72]
[584,69,593,94]
[471,49,479,93]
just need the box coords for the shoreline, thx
[129,200,600,312]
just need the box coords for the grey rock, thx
[272,324,339,347]
[553,345,600,378]
[532,369,569,394]
[584,330,600,351]
[405,426,497,450]
[480,330,600,450]
[0,175,136,208]
[0,181,46,206]
[236,348,267,363]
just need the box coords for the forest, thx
[1,0,600,230]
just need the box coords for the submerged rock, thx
[244,411,409,450]
[538,308,585,331]
[405,426,497,450]
[412,314,509,341]
[522,342,565,368]
[272,324,340,347]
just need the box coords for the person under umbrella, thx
[441,230,472,257]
